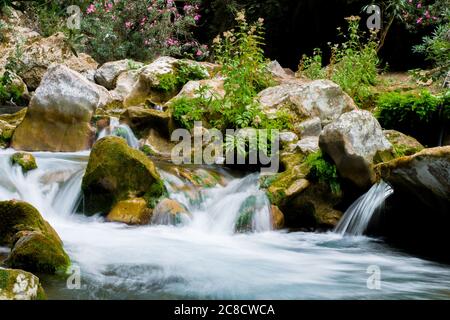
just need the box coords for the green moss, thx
[235,196,257,233]
[305,151,341,195]
[82,136,166,215]
[6,231,70,274]
[11,152,38,173]
[0,268,47,300]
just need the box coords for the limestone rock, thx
[106,198,152,225]
[0,268,46,300]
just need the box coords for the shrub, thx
[305,151,341,195]
[81,0,207,63]
[153,61,209,93]
[375,89,450,145]
[298,16,380,106]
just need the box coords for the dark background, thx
[198,0,430,71]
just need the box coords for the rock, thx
[0,268,46,300]
[319,110,393,188]
[111,69,141,101]
[120,106,174,138]
[12,64,109,152]
[292,136,320,154]
[279,131,298,147]
[95,59,143,90]
[15,32,98,90]
[270,205,285,230]
[141,129,177,160]
[235,195,269,233]
[375,146,450,212]
[123,56,179,107]
[0,107,27,127]
[171,78,225,100]
[106,198,152,225]
[383,130,424,157]
[10,152,37,173]
[0,120,15,148]
[152,198,190,226]
[294,117,322,138]
[258,80,357,126]
[267,60,296,82]
[373,146,450,262]
[0,200,70,274]
[81,136,166,215]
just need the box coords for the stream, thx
[0,149,449,300]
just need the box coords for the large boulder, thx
[106,198,152,225]
[373,146,450,262]
[95,59,143,90]
[12,64,110,152]
[120,106,174,138]
[81,136,167,215]
[258,80,357,130]
[0,200,70,274]
[15,32,98,90]
[123,56,179,107]
[0,268,46,300]
[319,110,393,188]
[151,198,191,226]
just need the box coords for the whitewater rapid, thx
[0,150,449,300]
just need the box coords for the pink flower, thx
[416,17,423,24]
[196,49,202,57]
[125,21,133,29]
[424,10,430,19]
[417,3,422,8]
[194,14,201,21]
[86,4,96,14]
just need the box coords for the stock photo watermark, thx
[367,265,382,290]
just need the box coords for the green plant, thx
[305,151,341,195]
[413,22,450,81]
[153,61,208,93]
[298,16,379,106]
[375,89,450,145]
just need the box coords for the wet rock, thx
[171,78,225,100]
[294,117,322,138]
[319,110,393,188]
[0,268,46,300]
[270,205,285,230]
[82,136,166,215]
[152,198,191,226]
[10,152,37,173]
[106,198,152,225]
[0,200,70,274]
[120,106,174,138]
[12,64,109,152]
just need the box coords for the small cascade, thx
[159,170,273,233]
[335,181,393,236]
[97,117,140,149]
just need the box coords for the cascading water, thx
[97,117,140,149]
[334,181,394,236]
[0,150,449,299]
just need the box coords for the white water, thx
[335,182,394,236]
[97,117,140,149]
[1,150,450,299]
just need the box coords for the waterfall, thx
[334,181,393,236]
[97,117,140,149]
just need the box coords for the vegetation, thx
[298,16,380,105]
[153,61,209,93]
[375,89,450,145]
[305,151,341,195]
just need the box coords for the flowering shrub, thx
[82,0,208,63]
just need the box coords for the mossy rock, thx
[11,152,38,173]
[0,200,60,246]
[0,268,46,300]
[151,198,191,226]
[5,231,70,274]
[106,198,152,225]
[383,130,424,158]
[0,200,69,274]
[235,195,268,233]
[81,136,167,215]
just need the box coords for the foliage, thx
[413,21,450,80]
[153,61,209,93]
[298,16,380,105]
[305,151,341,195]
[81,0,207,63]
[375,89,450,145]
[0,43,26,105]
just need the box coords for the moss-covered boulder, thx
[151,198,191,226]
[0,200,70,274]
[383,130,424,158]
[235,195,271,233]
[106,198,152,225]
[0,120,14,148]
[10,152,37,173]
[82,136,167,215]
[0,268,46,300]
